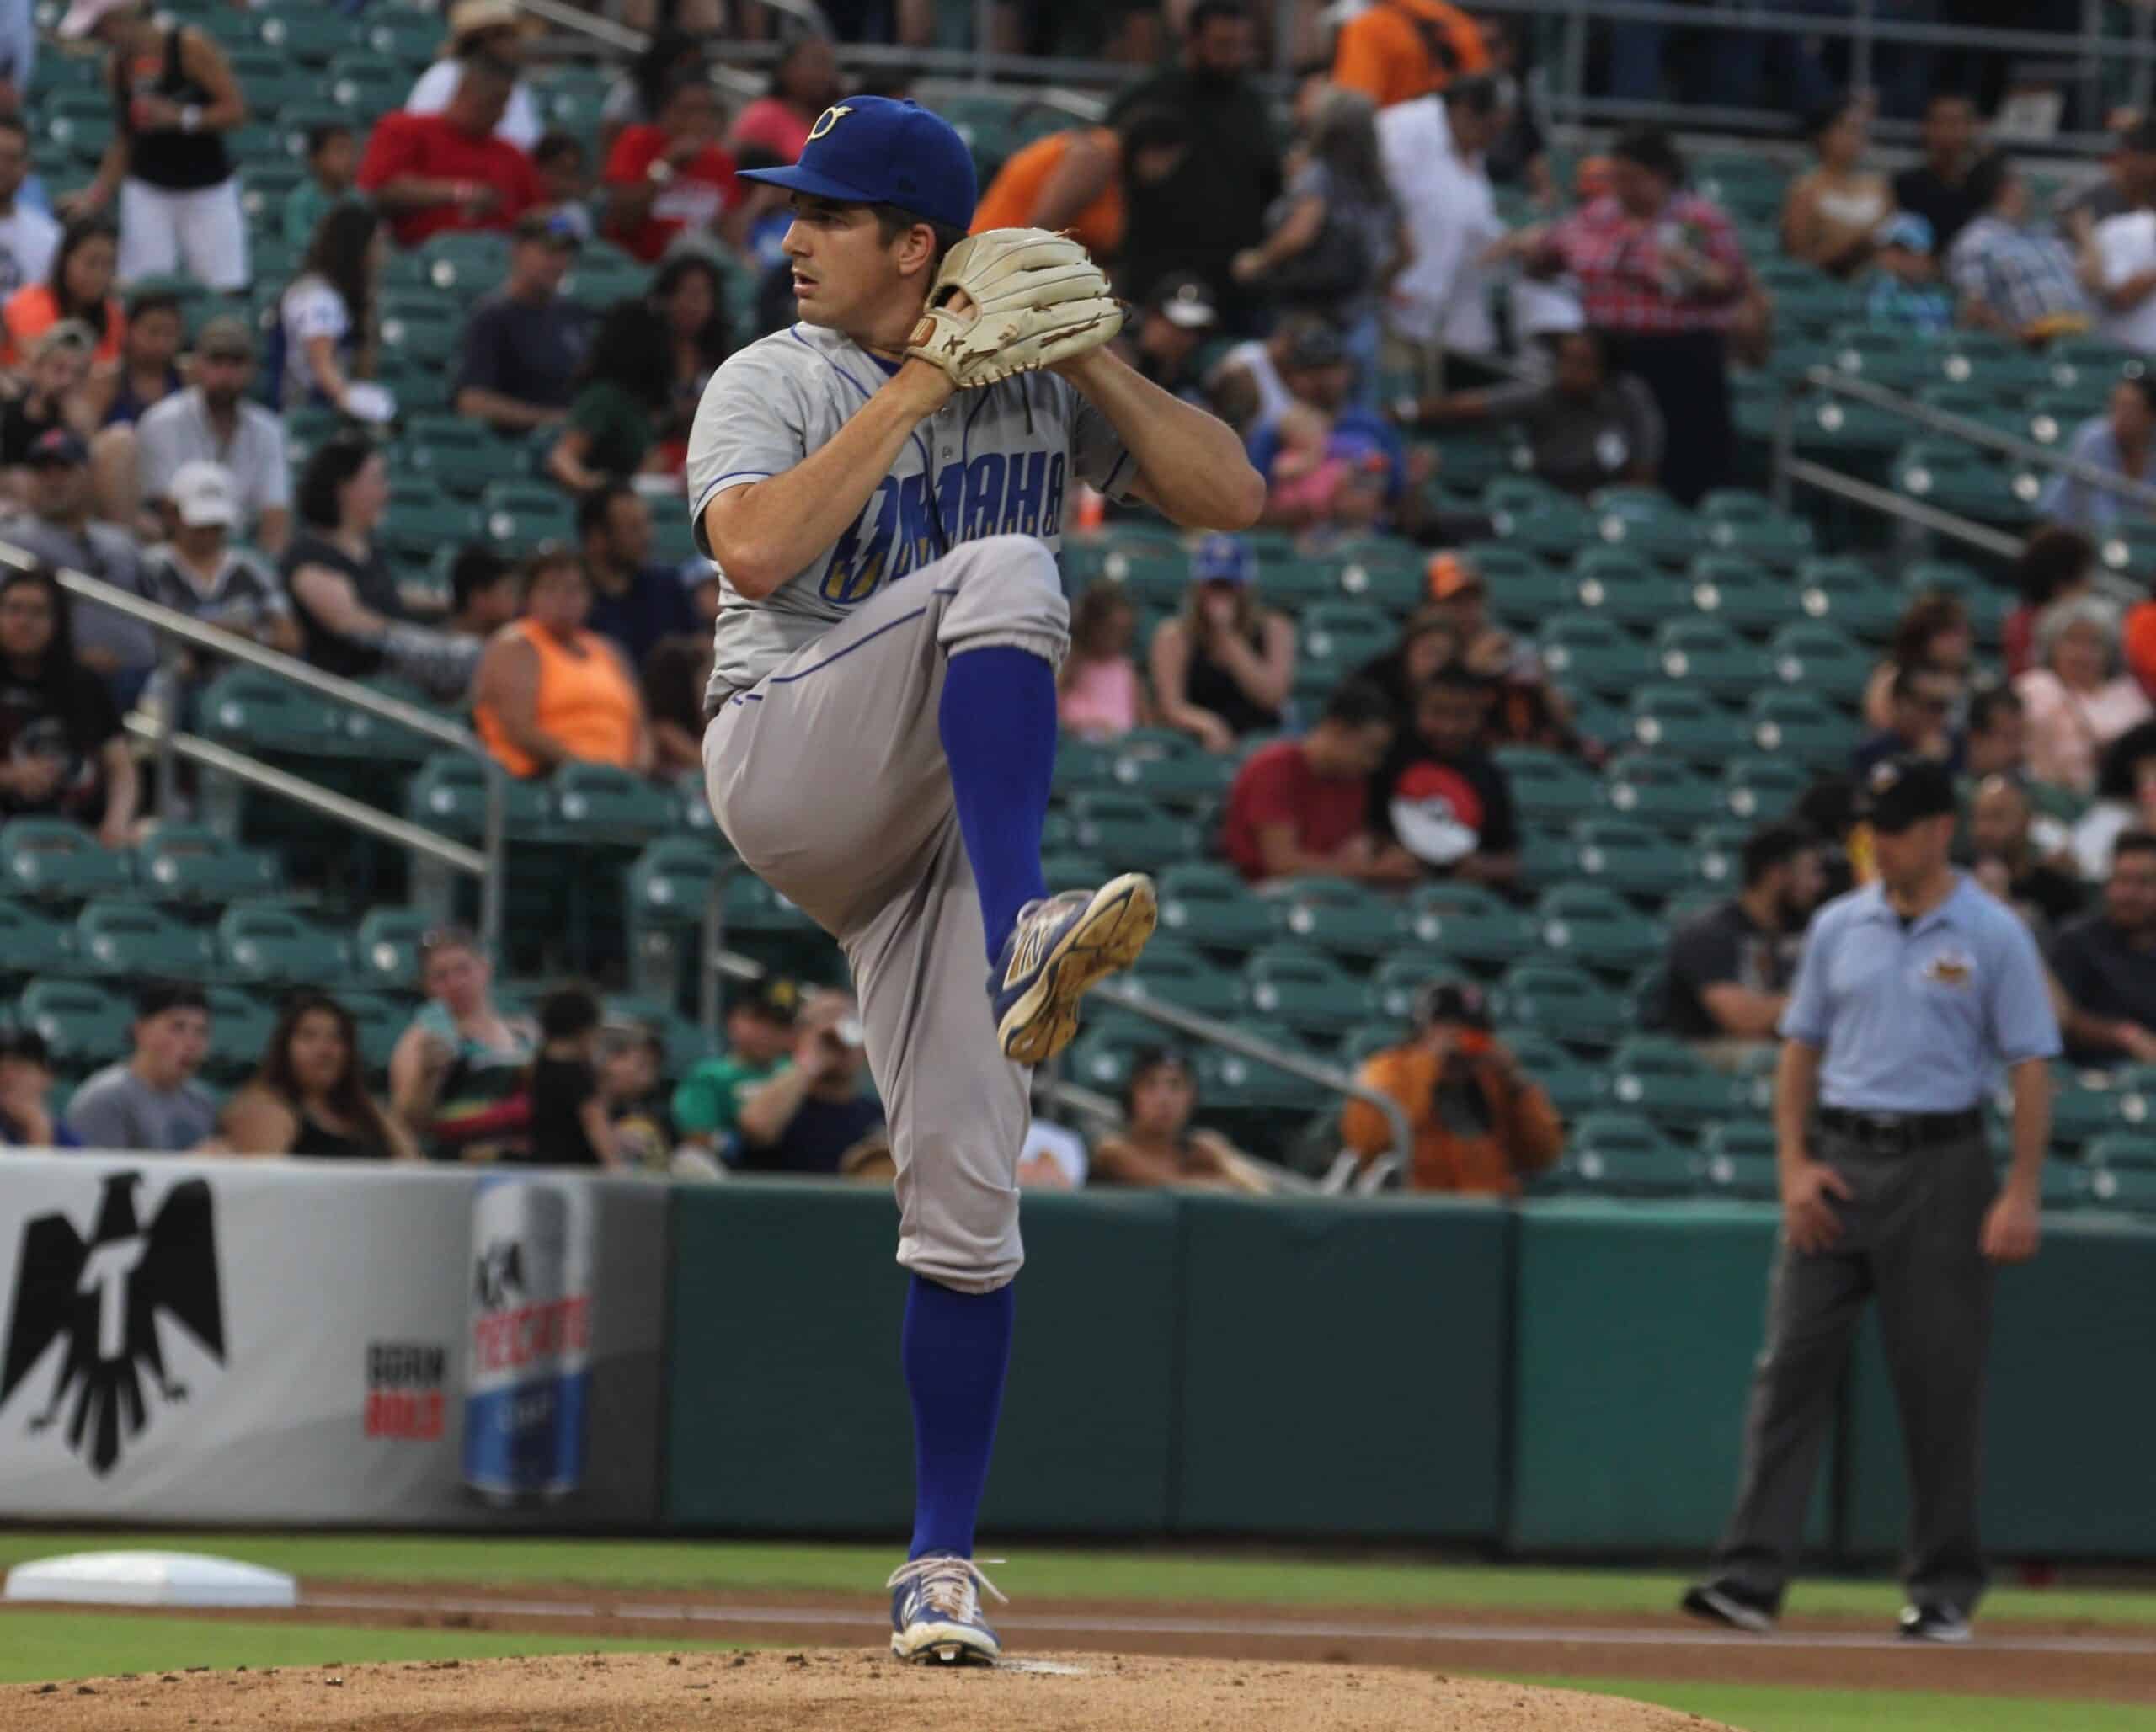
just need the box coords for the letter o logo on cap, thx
[807,104,852,141]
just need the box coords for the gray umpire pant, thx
[1711,1122,1997,1614]
[701,535,1070,1296]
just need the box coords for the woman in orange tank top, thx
[473,548,652,779]
[969,126,1125,262]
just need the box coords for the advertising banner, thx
[0,1154,667,1526]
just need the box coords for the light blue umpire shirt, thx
[1779,875,2063,1115]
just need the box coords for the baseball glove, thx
[906,227,1124,389]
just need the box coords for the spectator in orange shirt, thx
[969,108,1192,269]
[2,216,123,370]
[1340,980,1563,1195]
[600,72,744,264]
[357,52,543,248]
[1331,0,1492,111]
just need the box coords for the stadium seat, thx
[1768,621,1871,706]
[1790,387,1910,458]
[0,818,135,902]
[1893,440,2037,528]
[1654,618,1774,701]
[354,907,435,994]
[0,897,77,978]
[325,53,405,114]
[1495,959,1630,1048]
[1829,323,1938,394]
[2091,1131,2156,1170]
[1400,881,1540,969]
[73,900,216,980]
[548,763,680,839]
[1194,1024,1331,1113]
[1684,555,1803,636]
[1793,557,1904,643]
[1697,1144,1780,1200]
[1067,791,1204,875]
[1301,601,1396,679]
[400,414,503,498]
[1499,1028,1602,1119]
[1107,727,1239,806]
[1627,683,1731,760]
[2084,1165,2156,1213]
[1571,818,1695,901]
[219,908,353,988]
[133,826,280,906]
[1242,944,1368,1037]
[1540,615,1658,698]
[2044,335,2137,394]
[1600,750,1725,831]
[1492,747,1597,829]
[405,754,552,839]
[1486,487,1594,560]
[1749,688,1857,769]
[1536,883,1665,973]
[1721,753,1806,822]
[1122,937,1246,1021]
[718,871,820,938]
[202,986,278,1084]
[1266,876,1401,958]
[1364,951,1473,1022]
[198,667,349,759]
[1589,486,1702,565]
[22,979,130,1069]
[1065,1021,1158,1095]
[1605,1036,1743,1132]
[256,8,365,61]
[1696,490,1817,569]
[1691,823,1751,893]
[378,293,462,368]
[2096,520,2156,579]
[1562,1112,1695,1196]
[482,481,577,546]
[1572,550,1689,630]
[1156,861,1275,952]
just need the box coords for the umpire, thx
[1683,757,2057,1644]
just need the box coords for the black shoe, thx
[1897,1602,1972,1644]
[1679,1580,1777,1633]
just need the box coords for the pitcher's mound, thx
[20,1649,1738,1729]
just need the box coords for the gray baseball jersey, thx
[686,321,1135,704]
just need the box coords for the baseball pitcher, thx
[687,97,1263,1665]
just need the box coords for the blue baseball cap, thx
[736,97,977,232]
[1191,535,1254,586]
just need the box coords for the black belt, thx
[1817,1107,1983,1152]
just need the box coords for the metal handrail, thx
[1802,365,2156,516]
[1089,979,1415,1170]
[3,541,509,956]
[1780,455,2028,561]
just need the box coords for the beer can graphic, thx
[462,1176,593,1502]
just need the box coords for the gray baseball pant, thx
[700,534,1070,1293]
[1711,1124,1997,1614]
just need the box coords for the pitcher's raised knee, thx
[934,534,1068,662]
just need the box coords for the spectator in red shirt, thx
[600,72,744,264]
[1511,124,1748,504]
[357,52,542,249]
[1220,676,1412,885]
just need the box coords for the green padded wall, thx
[664,1183,1179,1535]
[1509,1200,1832,1553]
[1172,1195,1510,1537]
[1843,1212,2156,1562]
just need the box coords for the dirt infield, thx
[69,1580,2156,1704]
[12,1650,1736,1730]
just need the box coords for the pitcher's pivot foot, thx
[990,872,1157,1065]
[888,1554,1006,1665]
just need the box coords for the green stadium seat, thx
[255,8,365,61]
[1486,485,1594,560]
[201,986,276,1084]
[1052,736,1115,797]
[41,93,115,168]
[2044,336,2138,394]
[1893,440,2036,528]
[719,871,820,937]
[1302,601,1396,674]
[0,818,134,902]
[1721,753,1806,822]
[1589,486,1703,565]
[1468,542,1572,629]
[1254,555,1344,610]
[1500,1027,1602,1118]
[1684,555,1802,636]
[1157,860,1275,951]
[1265,876,1400,959]
[1067,791,1203,875]
[1793,557,1904,643]
[1363,951,1473,1023]
[1122,936,1246,1021]
[1626,683,1731,760]
[1768,621,1871,707]
[1242,944,1367,1037]
[2048,1070,2130,1151]
[1495,959,1630,1048]
[1605,1036,1742,1132]
[1106,727,1239,806]
[1572,549,1689,630]
[1654,618,1773,701]
[72,899,215,980]
[360,8,446,64]
[2084,1165,2156,1213]
[2090,1127,2156,1168]
[1790,388,1909,457]
[1601,750,1724,830]
[1536,883,1664,973]
[1829,323,1939,394]
[1749,688,1857,769]
[378,293,462,368]
[1195,1024,1331,1113]
[1494,747,1599,830]
[2096,520,2156,579]
[1563,1113,1694,1196]
[1065,1021,1156,1094]
[1698,1142,1780,1199]
[339,678,460,766]
[404,753,552,839]
[379,495,488,568]
[218,907,351,987]
[0,898,78,978]
[133,825,279,906]
[324,54,405,115]
[1340,1021,1406,1066]
[1571,818,1694,901]
[1401,881,1540,969]
[1691,823,1751,894]
[547,763,679,838]
[354,907,435,994]
[566,254,657,311]
[335,989,408,1078]
[25,980,130,1070]
[479,480,576,546]
[1540,615,1657,698]
[414,230,513,295]
[1916,383,2025,445]
[2022,390,2106,449]
[1696,490,1817,569]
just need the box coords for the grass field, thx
[3,1533,2151,1729]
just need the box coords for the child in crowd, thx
[1866,211,1954,333]
[524,986,622,1169]
[282,123,357,252]
[597,1021,673,1169]
[1266,403,1389,532]
[1058,582,1148,740]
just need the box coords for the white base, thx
[3,1549,298,1608]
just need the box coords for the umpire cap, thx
[735,96,978,232]
[1858,755,1958,834]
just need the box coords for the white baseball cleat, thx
[888,1553,1007,1665]
[989,873,1157,1066]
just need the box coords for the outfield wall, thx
[4,1159,2151,1559]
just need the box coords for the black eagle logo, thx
[0,1172,226,1475]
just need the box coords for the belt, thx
[1817,1107,1983,1152]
